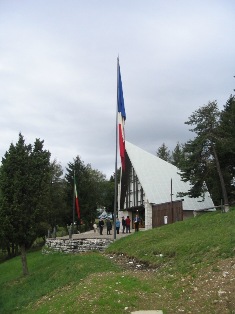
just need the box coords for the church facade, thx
[118,141,215,229]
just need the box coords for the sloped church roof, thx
[124,141,214,211]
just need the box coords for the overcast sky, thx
[1,0,235,178]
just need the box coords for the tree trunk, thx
[7,244,11,258]
[20,244,29,276]
[12,242,15,256]
[212,145,229,212]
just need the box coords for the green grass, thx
[0,252,120,313]
[0,209,235,313]
[106,210,235,273]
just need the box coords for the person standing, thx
[98,218,104,235]
[121,216,126,233]
[106,219,112,235]
[116,218,120,234]
[134,215,140,232]
[125,216,131,233]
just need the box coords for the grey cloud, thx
[1,0,235,178]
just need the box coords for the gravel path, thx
[58,227,139,240]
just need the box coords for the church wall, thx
[144,200,152,230]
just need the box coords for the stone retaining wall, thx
[43,238,113,254]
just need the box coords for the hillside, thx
[0,210,234,313]
[106,209,235,272]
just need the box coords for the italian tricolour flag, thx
[74,179,80,219]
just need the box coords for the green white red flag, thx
[74,179,80,219]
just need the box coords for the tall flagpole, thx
[72,170,75,236]
[113,57,119,240]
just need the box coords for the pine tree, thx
[156,143,171,162]
[47,160,67,229]
[217,95,235,203]
[65,156,107,230]
[171,142,185,167]
[178,102,229,209]
[0,133,51,275]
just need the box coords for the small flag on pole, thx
[74,177,80,219]
[117,60,126,170]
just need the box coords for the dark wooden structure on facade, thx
[152,200,183,228]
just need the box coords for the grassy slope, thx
[0,210,234,314]
[106,210,235,273]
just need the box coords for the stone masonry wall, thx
[43,238,113,254]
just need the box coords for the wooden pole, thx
[171,178,173,223]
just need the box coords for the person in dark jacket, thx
[98,218,104,235]
[106,219,112,235]
[121,216,126,233]
[134,214,140,232]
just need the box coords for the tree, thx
[217,95,235,204]
[83,165,107,226]
[65,156,107,230]
[47,160,67,229]
[178,101,229,210]
[0,133,51,275]
[101,176,115,215]
[64,156,87,227]
[171,142,185,167]
[156,143,171,162]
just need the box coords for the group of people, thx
[95,217,120,235]
[94,214,141,235]
[121,215,140,233]
[121,216,130,233]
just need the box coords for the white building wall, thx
[119,165,150,229]
[144,200,152,230]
